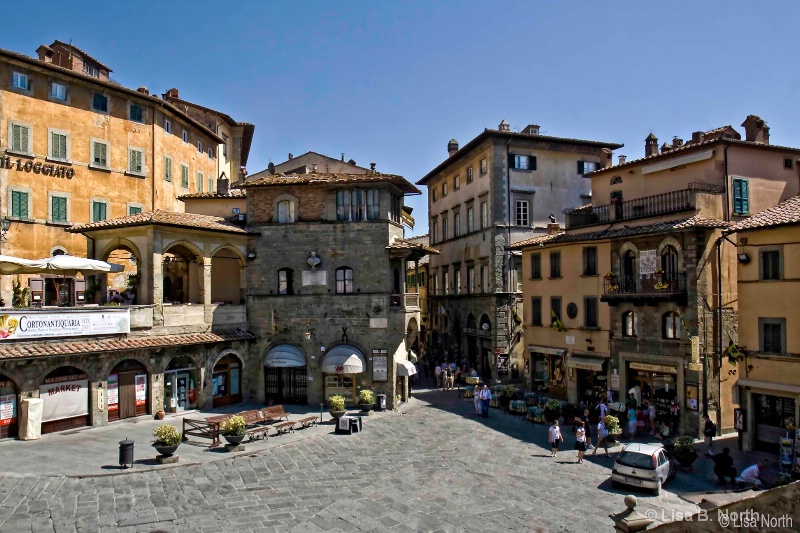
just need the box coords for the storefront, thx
[212,353,242,408]
[627,361,677,422]
[322,344,366,405]
[40,366,90,434]
[108,359,149,422]
[528,346,566,398]
[164,356,198,413]
[0,375,18,440]
[567,352,609,405]
[264,344,307,404]
[396,360,417,403]
[752,393,796,453]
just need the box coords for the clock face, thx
[481,322,490,331]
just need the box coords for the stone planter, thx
[675,451,698,467]
[153,444,179,457]
[223,434,245,446]
[358,403,374,415]
[607,432,622,444]
[155,409,166,420]
[329,409,347,419]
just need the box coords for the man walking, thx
[434,364,442,388]
[479,384,492,418]
[592,418,610,457]
[703,414,717,456]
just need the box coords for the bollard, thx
[119,438,134,468]
[376,394,387,411]
[608,495,654,532]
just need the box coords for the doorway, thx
[264,366,307,404]
[108,359,148,422]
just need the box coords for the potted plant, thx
[220,415,247,445]
[152,423,182,457]
[655,281,670,291]
[653,267,665,280]
[604,272,616,281]
[543,398,562,423]
[604,414,622,443]
[358,389,375,414]
[498,386,518,410]
[671,435,698,467]
[328,394,347,419]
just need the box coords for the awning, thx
[322,345,366,374]
[408,350,418,362]
[264,344,307,368]
[397,361,417,377]
[567,355,606,371]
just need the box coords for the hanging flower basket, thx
[604,272,616,281]
[654,268,665,279]
[654,281,670,291]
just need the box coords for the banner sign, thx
[40,379,89,422]
[0,394,15,425]
[135,375,147,407]
[372,352,388,382]
[629,362,677,374]
[0,309,130,341]
[107,374,119,411]
[639,249,658,276]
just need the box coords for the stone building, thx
[267,151,369,177]
[240,169,433,408]
[405,234,430,364]
[416,120,622,383]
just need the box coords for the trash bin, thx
[376,394,387,411]
[119,438,134,468]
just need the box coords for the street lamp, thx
[0,218,11,242]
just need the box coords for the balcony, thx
[601,273,687,306]
[614,337,690,358]
[391,293,420,310]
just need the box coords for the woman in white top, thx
[574,420,587,464]
[548,420,562,458]
[473,384,482,414]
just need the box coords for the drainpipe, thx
[151,110,157,211]
[504,140,513,381]
[723,143,730,221]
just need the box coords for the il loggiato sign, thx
[0,309,130,340]
[1,156,74,178]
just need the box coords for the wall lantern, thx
[304,324,313,342]
[247,251,257,260]
[736,253,750,264]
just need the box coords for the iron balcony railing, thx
[603,272,687,296]
[391,293,420,310]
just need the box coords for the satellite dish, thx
[268,162,276,174]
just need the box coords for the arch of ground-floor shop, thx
[264,344,308,405]
[0,374,19,440]
[210,245,246,305]
[107,359,150,422]
[163,354,202,413]
[40,365,91,434]
[211,350,243,408]
[321,344,367,406]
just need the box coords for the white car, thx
[611,443,676,495]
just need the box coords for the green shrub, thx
[221,415,246,436]
[328,395,346,411]
[604,414,621,434]
[358,389,375,405]
[152,424,182,446]
[671,435,696,455]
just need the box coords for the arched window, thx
[622,250,637,292]
[661,245,679,282]
[610,176,622,185]
[277,200,295,223]
[663,311,681,340]
[278,268,294,295]
[335,267,353,294]
[622,311,638,337]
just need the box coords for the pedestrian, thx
[596,398,609,421]
[655,419,670,440]
[736,462,765,488]
[626,393,638,410]
[626,406,637,438]
[434,364,442,388]
[648,402,656,434]
[575,420,587,464]
[548,420,562,458]
[582,409,594,450]
[479,384,491,418]
[703,414,717,456]
[473,383,482,415]
[446,368,454,389]
[593,419,610,457]
[713,447,736,485]
[669,400,680,433]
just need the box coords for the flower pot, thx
[155,409,165,420]
[358,403,374,415]
[676,451,698,467]
[223,434,245,446]
[328,409,346,419]
[153,444,179,457]
[607,432,622,444]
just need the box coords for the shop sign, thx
[107,374,119,411]
[629,362,677,374]
[463,327,491,337]
[0,394,15,425]
[610,373,620,391]
[497,355,509,375]
[372,351,388,382]
[40,379,88,422]
[565,336,575,345]
[0,309,130,341]
[1,156,75,178]
[685,385,699,411]
[570,361,599,371]
[529,345,566,356]
[135,375,147,407]
[690,336,700,364]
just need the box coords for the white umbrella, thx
[0,255,50,275]
[41,255,124,276]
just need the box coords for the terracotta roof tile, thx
[67,210,253,235]
[386,238,440,254]
[51,40,114,72]
[177,189,246,200]
[729,195,800,232]
[0,330,255,360]
[241,171,421,195]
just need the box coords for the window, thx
[432,189,438,202]
[784,158,793,169]
[277,200,295,223]
[164,119,172,134]
[761,250,780,280]
[92,201,107,222]
[128,148,144,174]
[663,312,681,339]
[10,190,29,219]
[49,131,69,160]
[442,216,449,241]
[584,297,598,328]
[530,253,541,279]
[222,133,229,159]
[180,164,189,188]
[351,190,366,221]
[480,201,488,229]
[454,212,461,237]
[278,268,294,295]
[335,267,353,294]
[454,175,460,190]
[510,153,537,170]
[467,265,475,294]
[516,200,529,226]
[9,123,31,153]
[431,220,438,244]
[623,311,638,337]
[196,172,204,192]
[550,251,561,278]
[50,195,68,223]
[182,129,189,143]
[733,178,749,214]
[128,205,143,215]
[208,148,214,159]
[164,156,172,182]
[129,103,144,123]
[577,161,598,174]
[466,167,473,183]
[442,183,448,197]
[50,82,67,101]
[12,71,30,90]
[367,189,380,220]
[91,141,108,168]
[92,93,108,112]
[336,190,352,221]
[550,297,562,324]
[431,272,438,295]
[583,247,597,276]
[529,297,542,326]
[760,318,785,354]
[83,63,99,78]
[480,158,488,175]
[661,245,679,281]
[480,265,488,293]
[443,270,450,295]
[455,269,462,294]
[466,206,474,233]
[610,176,623,185]
[208,178,213,193]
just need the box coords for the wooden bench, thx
[245,425,270,442]
[183,418,221,447]
[261,405,290,422]
[297,416,318,429]
[274,421,295,435]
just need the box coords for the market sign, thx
[629,362,677,374]
[0,309,130,341]
[40,379,89,422]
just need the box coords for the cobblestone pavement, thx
[0,387,705,533]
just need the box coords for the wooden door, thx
[119,372,136,419]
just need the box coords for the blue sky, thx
[4,1,799,236]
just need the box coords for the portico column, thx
[203,257,212,306]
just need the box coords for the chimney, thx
[498,119,510,132]
[136,87,149,96]
[660,142,671,154]
[288,153,293,160]
[370,162,376,173]
[618,155,627,165]
[447,139,459,157]
[526,124,540,135]
[36,45,54,64]
[341,153,345,162]
[311,163,318,173]
[741,115,770,144]
[164,88,179,99]
[672,136,683,149]
[691,131,705,144]
[217,175,230,195]
[645,133,658,157]
[547,215,560,234]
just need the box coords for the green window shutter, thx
[577,161,584,174]
[741,180,749,213]
[197,173,203,192]
[94,142,107,166]
[129,206,142,215]
[508,153,516,169]
[164,157,172,182]
[52,196,67,222]
[12,125,22,151]
[181,166,189,187]
[11,191,28,218]
[530,155,537,170]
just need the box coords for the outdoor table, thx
[335,415,362,435]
